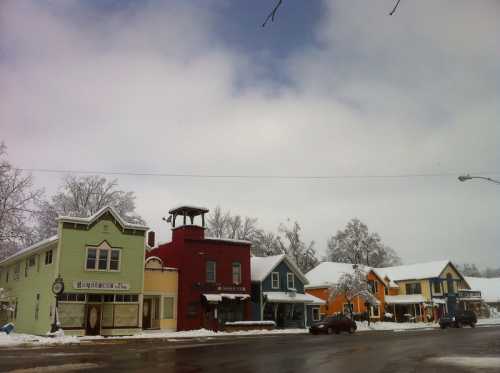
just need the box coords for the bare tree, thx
[277,220,318,273]
[252,231,282,256]
[206,206,230,238]
[328,266,377,319]
[0,287,15,312]
[457,263,482,277]
[325,218,400,267]
[35,175,144,240]
[0,142,43,258]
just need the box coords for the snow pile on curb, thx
[0,332,79,347]
[356,321,438,332]
[477,318,500,326]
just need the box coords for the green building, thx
[0,206,148,336]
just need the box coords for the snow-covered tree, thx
[0,288,15,312]
[0,142,43,259]
[276,221,318,273]
[328,266,378,319]
[325,218,400,267]
[457,263,482,277]
[35,175,145,239]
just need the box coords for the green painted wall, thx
[58,215,145,294]
[0,242,58,335]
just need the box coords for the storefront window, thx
[232,262,241,285]
[163,297,174,319]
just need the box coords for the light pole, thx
[458,174,500,185]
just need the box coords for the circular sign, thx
[52,277,65,296]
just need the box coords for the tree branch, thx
[262,0,283,27]
[389,0,402,16]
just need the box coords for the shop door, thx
[143,299,152,329]
[86,304,101,336]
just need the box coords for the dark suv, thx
[309,314,357,335]
[439,310,477,329]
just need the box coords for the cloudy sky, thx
[1,0,499,268]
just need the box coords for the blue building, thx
[250,255,324,328]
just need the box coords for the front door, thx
[86,304,101,336]
[143,299,152,329]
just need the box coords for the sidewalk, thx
[2,318,499,347]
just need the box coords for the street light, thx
[458,174,500,185]
[50,275,65,334]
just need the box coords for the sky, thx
[1,0,499,269]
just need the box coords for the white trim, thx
[57,206,148,231]
[271,272,280,289]
[84,244,121,273]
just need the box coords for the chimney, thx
[147,231,156,248]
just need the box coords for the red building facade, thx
[147,206,251,331]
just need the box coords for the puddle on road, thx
[5,363,100,373]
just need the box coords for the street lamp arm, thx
[458,174,500,185]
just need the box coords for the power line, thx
[15,168,500,180]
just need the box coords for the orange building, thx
[305,263,389,320]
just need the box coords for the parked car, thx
[309,314,357,335]
[439,311,477,329]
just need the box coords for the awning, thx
[263,292,326,305]
[202,293,250,303]
[385,295,425,305]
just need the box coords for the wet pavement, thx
[1,326,500,372]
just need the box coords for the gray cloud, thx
[1,0,499,268]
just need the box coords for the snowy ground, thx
[2,318,499,347]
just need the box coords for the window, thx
[86,247,121,271]
[28,256,36,267]
[110,250,120,271]
[87,294,102,303]
[5,269,9,283]
[98,249,108,270]
[115,294,139,303]
[433,281,441,294]
[232,262,241,285]
[45,250,53,265]
[312,307,320,322]
[343,303,354,315]
[14,263,20,281]
[163,297,174,319]
[405,282,422,295]
[370,305,380,317]
[35,293,40,321]
[271,272,280,289]
[24,260,28,277]
[103,294,114,302]
[206,261,216,283]
[287,273,295,289]
[86,248,97,270]
[60,293,86,302]
[368,280,378,294]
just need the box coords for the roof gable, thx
[374,260,451,282]
[251,255,308,285]
[306,262,385,288]
[57,206,148,231]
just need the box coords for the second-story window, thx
[206,261,216,283]
[368,280,378,294]
[45,250,53,265]
[232,262,241,285]
[433,281,441,293]
[86,247,121,271]
[14,263,20,281]
[405,282,422,295]
[271,272,280,289]
[287,273,295,289]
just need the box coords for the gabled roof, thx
[251,254,309,285]
[0,235,58,266]
[374,260,455,282]
[57,205,148,231]
[305,262,386,288]
[465,277,500,303]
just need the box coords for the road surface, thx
[1,326,500,372]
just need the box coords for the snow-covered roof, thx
[0,235,58,266]
[168,205,209,214]
[263,292,325,305]
[202,293,250,303]
[57,205,149,231]
[374,260,452,282]
[251,255,309,285]
[205,237,252,245]
[385,294,426,304]
[465,277,500,303]
[305,262,386,288]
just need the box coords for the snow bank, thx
[356,321,437,332]
[0,333,79,347]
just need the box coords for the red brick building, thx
[147,206,251,331]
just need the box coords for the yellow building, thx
[376,260,470,322]
[143,257,178,331]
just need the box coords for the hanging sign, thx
[73,280,130,290]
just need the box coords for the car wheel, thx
[348,326,356,334]
[455,321,462,328]
[470,322,476,328]
[334,328,340,335]
[440,324,446,329]
[327,327,333,335]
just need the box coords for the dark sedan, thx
[439,310,477,329]
[309,314,357,335]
